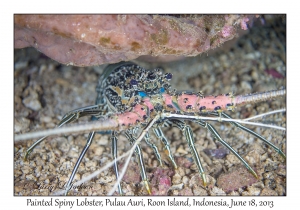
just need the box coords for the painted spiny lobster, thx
[23,62,286,195]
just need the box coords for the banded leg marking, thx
[64,131,95,195]
[144,132,163,166]
[24,105,103,160]
[153,126,178,169]
[194,120,258,179]
[111,131,123,195]
[125,130,151,194]
[211,112,286,159]
[170,119,207,187]
[184,125,207,186]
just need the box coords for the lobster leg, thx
[153,126,178,169]
[170,119,207,187]
[210,112,286,159]
[25,104,109,195]
[24,104,104,160]
[124,130,151,194]
[194,120,258,179]
[111,131,124,195]
[64,131,95,195]
[144,132,163,166]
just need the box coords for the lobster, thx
[19,62,286,195]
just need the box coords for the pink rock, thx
[14,15,257,67]
[150,168,175,195]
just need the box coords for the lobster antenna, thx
[235,89,286,106]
